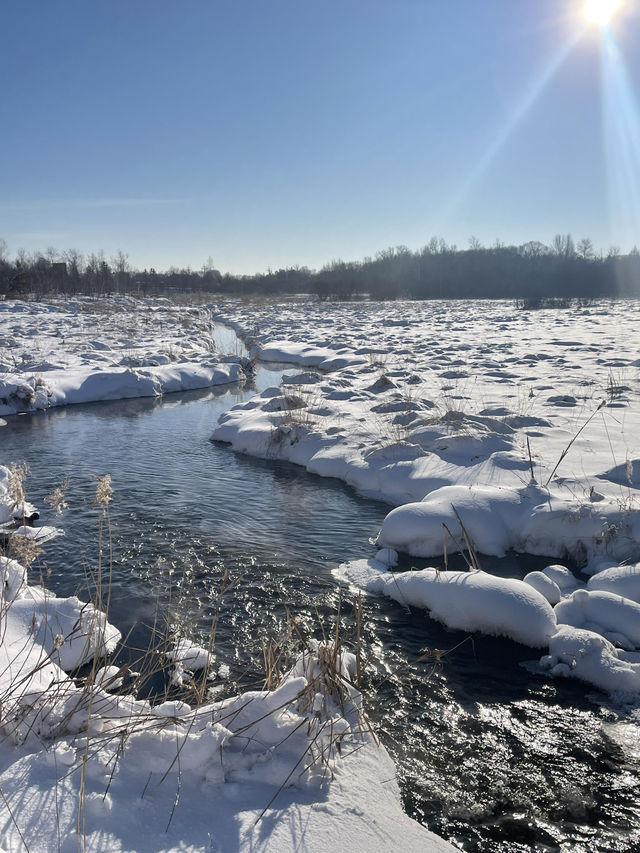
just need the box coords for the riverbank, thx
[0,296,245,416]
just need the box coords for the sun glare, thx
[583,0,621,26]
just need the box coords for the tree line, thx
[1,235,639,301]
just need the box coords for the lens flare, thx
[583,0,621,26]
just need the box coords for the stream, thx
[1,337,639,852]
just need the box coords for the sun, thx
[583,0,622,26]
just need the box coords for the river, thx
[2,354,639,852]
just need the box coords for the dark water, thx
[2,372,639,852]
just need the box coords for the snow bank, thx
[0,298,246,416]
[554,589,640,650]
[8,589,121,671]
[259,340,366,370]
[588,563,640,603]
[337,560,557,648]
[0,538,454,852]
[339,549,640,696]
[376,482,640,565]
[0,464,39,524]
[542,626,640,695]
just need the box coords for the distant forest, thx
[1,235,639,301]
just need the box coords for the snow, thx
[375,480,638,563]
[588,562,640,602]
[523,570,562,604]
[165,638,213,671]
[6,586,121,672]
[554,588,640,649]
[0,465,39,524]
[541,626,640,695]
[259,340,366,370]
[5,294,640,845]
[0,729,456,853]
[337,560,557,647]
[0,297,247,416]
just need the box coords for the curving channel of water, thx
[1,345,639,852]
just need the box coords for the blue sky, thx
[2,0,639,273]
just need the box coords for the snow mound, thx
[7,588,121,671]
[259,340,365,370]
[542,626,640,694]
[523,571,561,605]
[555,589,640,649]
[165,638,212,670]
[588,563,640,603]
[337,560,557,648]
[376,482,639,564]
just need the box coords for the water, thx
[2,369,639,852]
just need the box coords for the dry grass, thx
[44,477,69,515]
[8,462,30,515]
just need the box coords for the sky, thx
[1,0,640,274]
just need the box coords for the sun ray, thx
[600,30,640,253]
[439,32,581,228]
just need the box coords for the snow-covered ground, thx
[0,297,245,415]
[211,297,640,697]
[4,293,640,848]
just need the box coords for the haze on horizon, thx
[2,0,639,275]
